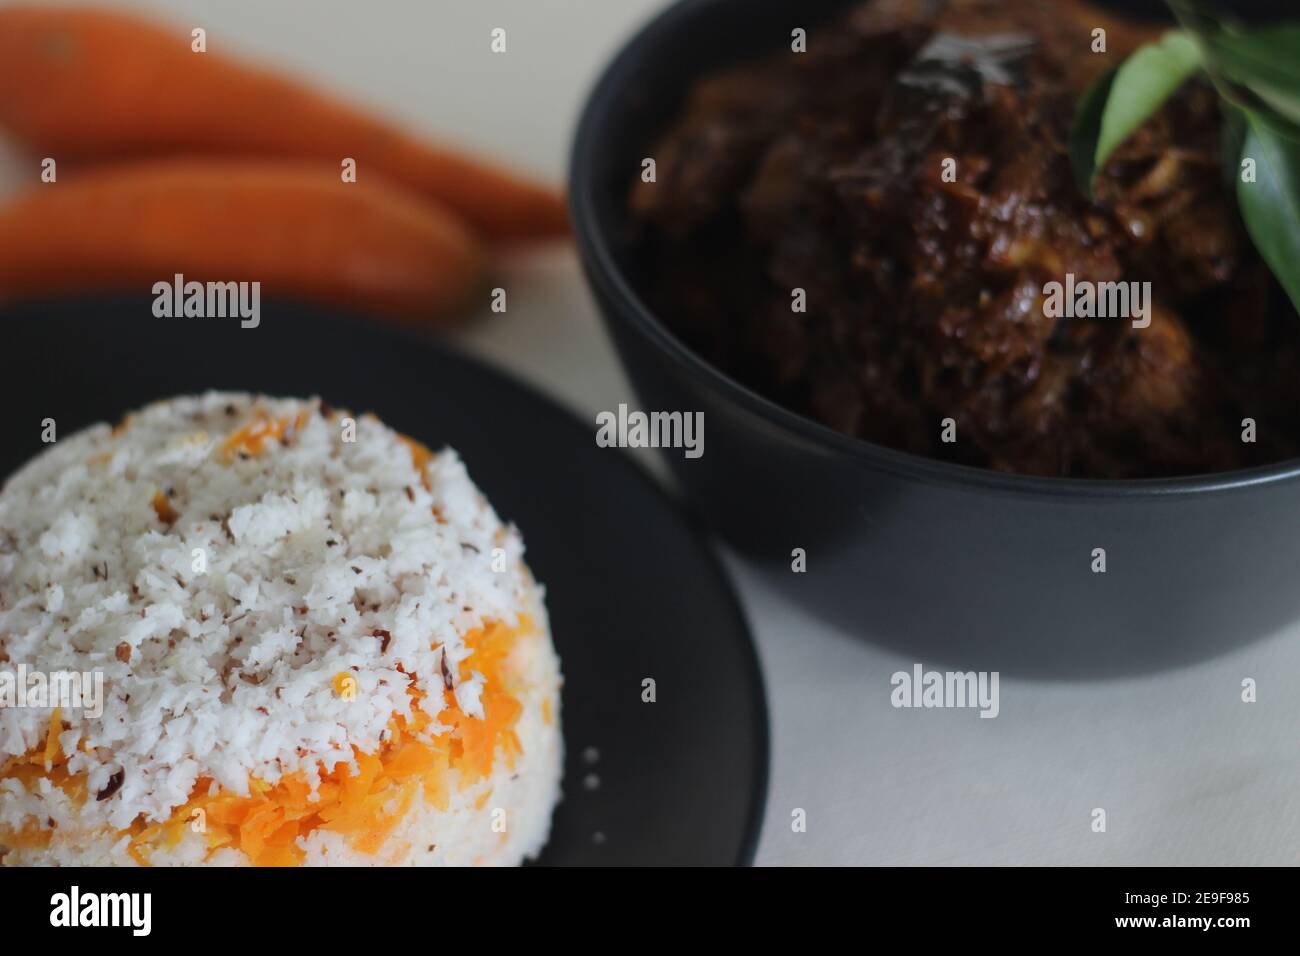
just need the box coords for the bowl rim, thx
[569,0,1300,501]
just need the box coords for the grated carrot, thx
[219,410,309,462]
[1,619,532,866]
[397,435,435,492]
[150,489,179,525]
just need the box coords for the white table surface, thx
[4,0,1297,866]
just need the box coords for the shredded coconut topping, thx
[0,393,527,830]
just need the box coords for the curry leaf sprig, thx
[1068,1,1300,315]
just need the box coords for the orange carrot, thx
[0,6,568,241]
[0,159,486,324]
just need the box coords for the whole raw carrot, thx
[0,160,486,324]
[0,6,567,241]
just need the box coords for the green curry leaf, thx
[1069,66,1117,196]
[1238,111,1300,316]
[1069,30,1202,198]
[1170,2,1300,139]
[1204,26,1300,125]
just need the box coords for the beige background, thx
[2,0,1297,865]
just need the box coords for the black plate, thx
[0,297,769,866]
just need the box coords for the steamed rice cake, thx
[0,393,562,865]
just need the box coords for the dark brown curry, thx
[628,0,1300,478]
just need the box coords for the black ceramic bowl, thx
[570,0,1300,677]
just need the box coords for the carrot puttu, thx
[0,393,562,865]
